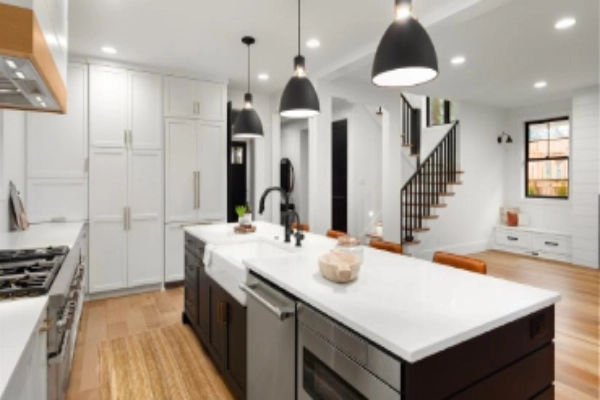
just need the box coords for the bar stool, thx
[432,252,487,275]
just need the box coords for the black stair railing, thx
[401,121,460,243]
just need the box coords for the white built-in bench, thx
[493,226,572,263]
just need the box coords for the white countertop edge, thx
[246,263,560,363]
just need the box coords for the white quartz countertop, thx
[186,222,561,363]
[0,222,85,250]
[0,297,48,399]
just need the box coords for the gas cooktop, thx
[0,246,69,299]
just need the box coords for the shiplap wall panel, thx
[571,91,599,268]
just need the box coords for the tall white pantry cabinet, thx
[164,76,227,282]
[88,65,164,293]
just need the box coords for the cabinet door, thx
[196,81,226,121]
[26,178,88,223]
[164,76,196,118]
[197,122,226,221]
[225,292,247,395]
[209,282,227,369]
[89,65,127,148]
[165,224,185,282]
[127,150,163,287]
[184,251,199,327]
[197,261,210,342]
[129,71,162,150]
[27,62,88,178]
[3,310,48,400]
[165,119,198,223]
[89,148,128,292]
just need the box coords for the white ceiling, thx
[68,0,459,93]
[344,0,599,108]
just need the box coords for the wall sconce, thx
[497,132,513,144]
[376,106,384,116]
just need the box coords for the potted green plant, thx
[235,205,251,226]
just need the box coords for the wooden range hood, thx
[0,3,67,113]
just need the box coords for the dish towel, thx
[203,244,216,267]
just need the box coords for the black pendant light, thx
[233,36,264,139]
[279,0,320,119]
[372,0,439,87]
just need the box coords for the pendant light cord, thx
[247,44,250,93]
[297,0,301,55]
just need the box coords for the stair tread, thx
[402,241,421,246]
[402,228,430,232]
[448,181,463,185]
[405,214,439,219]
[413,192,455,196]
[420,171,465,175]
[404,203,447,207]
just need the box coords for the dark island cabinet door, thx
[209,283,227,369]
[224,291,247,396]
[183,251,198,327]
[197,262,210,343]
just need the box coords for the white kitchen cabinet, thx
[89,148,128,292]
[89,147,163,293]
[129,71,163,150]
[197,122,226,220]
[27,178,88,222]
[1,309,47,400]
[165,119,226,223]
[493,226,573,263]
[165,223,185,282]
[27,63,88,179]
[26,62,88,223]
[90,66,162,149]
[165,119,198,223]
[89,65,128,148]
[164,76,226,121]
[164,119,226,283]
[127,150,163,286]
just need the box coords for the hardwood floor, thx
[471,250,599,400]
[66,287,232,400]
[69,251,598,399]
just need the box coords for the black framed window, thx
[525,117,570,199]
[426,97,456,126]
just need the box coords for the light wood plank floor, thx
[68,251,598,399]
[66,287,232,400]
[471,250,599,400]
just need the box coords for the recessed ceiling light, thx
[534,81,547,89]
[5,60,17,69]
[306,39,320,49]
[101,46,117,55]
[451,56,466,65]
[15,71,25,79]
[555,17,576,30]
[35,96,42,102]
[258,73,270,81]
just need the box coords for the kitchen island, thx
[184,222,560,399]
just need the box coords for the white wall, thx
[503,99,573,232]
[280,120,309,222]
[332,102,383,237]
[228,90,273,222]
[0,111,26,232]
[502,90,599,268]
[412,102,507,259]
[571,90,598,268]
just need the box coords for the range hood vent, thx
[0,3,66,113]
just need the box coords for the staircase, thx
[399,95,463,248]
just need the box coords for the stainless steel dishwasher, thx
[240,273,297,400]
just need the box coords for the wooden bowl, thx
[318,250,361,283]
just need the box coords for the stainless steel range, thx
[0,242,86,400]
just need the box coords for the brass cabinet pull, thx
[196,171,201,209]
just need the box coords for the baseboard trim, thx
[164,280,184,289]
[85,283,163,301]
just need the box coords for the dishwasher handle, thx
[240,283,295,321]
